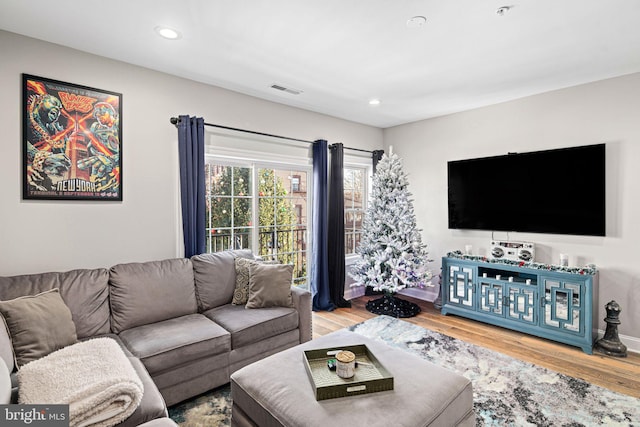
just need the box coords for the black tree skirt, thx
[365,294,421,318]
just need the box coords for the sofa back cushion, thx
[109,258,197,333]
[191,250,253,311]
[0,269,110,342]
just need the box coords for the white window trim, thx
[206,138,312,168]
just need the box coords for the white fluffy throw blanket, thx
[18,337,144,427]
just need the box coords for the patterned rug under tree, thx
[169,315,640,426]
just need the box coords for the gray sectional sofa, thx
[0,250,312,426]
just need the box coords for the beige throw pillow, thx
[232,257,278,305]
[245,263,295,309]
[0,289,77,368]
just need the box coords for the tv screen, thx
[447,144,606,236]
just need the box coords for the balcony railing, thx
[206,228,307,284]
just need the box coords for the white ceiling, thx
[2,0,640,128]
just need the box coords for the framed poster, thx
[23,74,122,200]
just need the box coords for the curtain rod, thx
[170,117,313,144]
[169,117,374,154]
[334,145,376,154]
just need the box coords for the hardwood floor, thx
[312,295,640,399]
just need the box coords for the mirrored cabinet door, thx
[479,281,503,316]
[542,278,583,333]
[447,264,474,307]
[506,286,536,324]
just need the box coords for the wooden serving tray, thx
[302,344,394,401]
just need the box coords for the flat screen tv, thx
[447,144,606,236]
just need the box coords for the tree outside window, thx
[205,162,308,287]
[344,167,366,255]
[206,164,252,251]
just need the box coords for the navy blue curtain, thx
[311,140,335,311]
[328,143,351,308]
[372,150,384,173]
[177,115,206,258]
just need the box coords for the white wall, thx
[0,30,382,276]
[384,72,640,348]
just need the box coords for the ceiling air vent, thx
[270,84,303,95]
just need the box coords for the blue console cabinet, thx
[441,256,599,354]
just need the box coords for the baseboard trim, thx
[344,286,439,301]
[397,286,439,301]
[344,286,365,301]
[596,330,640,354]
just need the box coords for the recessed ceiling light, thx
[155,26,182,40]
[406,16,427,28]
[369,99,381,106]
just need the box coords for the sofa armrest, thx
[290,286,312,343]
[0,358,10,404]
[0,323,14,374]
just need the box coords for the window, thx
[206,164,253,252]
[291,175,301,192]
[206,161,309,288]
[344,167,367,255]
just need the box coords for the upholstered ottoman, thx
[230,329,474,426]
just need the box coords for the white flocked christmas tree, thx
[350,152,432,294]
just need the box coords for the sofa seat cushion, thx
[8,335,169,425]
[203,304,298,349]
[118,314,230,375]
[119,357,168,427]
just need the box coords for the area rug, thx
[168,315,640,426]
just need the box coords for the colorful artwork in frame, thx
[23,74,122,200]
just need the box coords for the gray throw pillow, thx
[245,263,295,309]
[192,250,254,310]
[0,289,77,368]
[232,258,278,305]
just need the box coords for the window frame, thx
[205,155,313,288]
[343,163,371,258]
